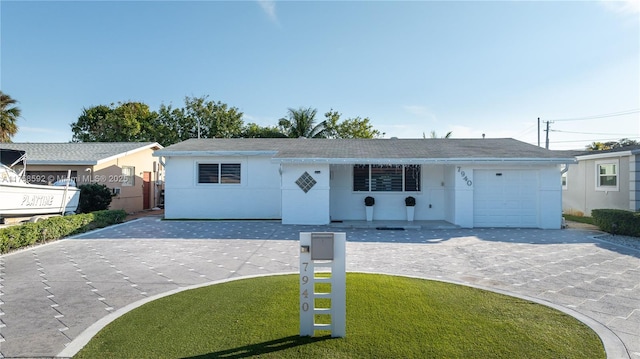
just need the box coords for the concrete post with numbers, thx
[299,232,346,338]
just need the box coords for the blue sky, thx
[2,0,638,150]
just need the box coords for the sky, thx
[1,0,639,150]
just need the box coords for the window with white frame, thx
[198,163,241,184]
[595,159,618,191]
[353,164,421,192]
[561,172,567,190]
[121,166,135,186]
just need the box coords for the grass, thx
[75,273,605,359]
[564,214,595,225]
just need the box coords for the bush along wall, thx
[591,209,640,237]
[0,210,126,254]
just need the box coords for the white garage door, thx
[473,170,539,228]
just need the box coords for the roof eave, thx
[26,160,99,166]
[96,142,163,165]
[271,157,577,165]
[576,151,635,160]
[154,150,278,157]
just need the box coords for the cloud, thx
[402,105,439,122]
[257,0,279,23]
[600,0,640,14]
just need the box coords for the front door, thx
[143,171,151,209]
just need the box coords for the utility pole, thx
[537,117,540,147]
[544,120,553,149]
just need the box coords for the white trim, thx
[272,157,576,165]
[595,159,619,192]
[96,142,163,165]
[577,150,635,160]
[154,150,277,157]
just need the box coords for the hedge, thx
[591,209,640,237]
[0,210,126,254]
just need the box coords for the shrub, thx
[364,196,375,206]
[405,196,416,206]
[77,183,113,213]
[591,209,640,237]
[0,210,126,254]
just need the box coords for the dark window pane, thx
[600,175,617,186]
[353,164,369,191]
[221,164,241,184]
[198,164,219,183]
[371,165,402,192]
[404,165,421,192]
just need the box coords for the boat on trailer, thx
[0,149,80,222]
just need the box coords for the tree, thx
[278,107,326,138]
[0,91,21,143]
[241,123,287,138]
[586,142,610,151]
[155,96,244,145]
[323,109,382,139]
[613,138,639,148]
[423,130,452,139]
[71,102,156,142]
[586,138,639,151]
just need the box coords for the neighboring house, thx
[154,138,575,229]
[563,145,640,216]
[0,142,163,213]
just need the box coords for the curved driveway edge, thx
[0,218,638,358]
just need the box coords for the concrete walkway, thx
[0,218,638,358]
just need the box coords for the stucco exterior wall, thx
[94,147,160,213]
[328,164,448,222]
[163,156,281,219]
[281,163,330,225]
[161,154,563,229]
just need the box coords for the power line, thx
[548,109,640,122]
[550,129,636,136]
[549,136,640,144]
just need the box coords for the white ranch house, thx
[154,138,575,229]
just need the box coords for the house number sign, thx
[299,232,346,338]
[457,166,473,186]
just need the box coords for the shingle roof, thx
[155,138,575,164]
[0,142,162,165]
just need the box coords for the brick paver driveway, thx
[1,218,638,358]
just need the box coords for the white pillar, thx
[299,232,346,338]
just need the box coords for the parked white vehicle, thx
[0,150,80,220]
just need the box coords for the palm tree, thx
[0,91,21,142]
[278,107,326,138]
[423,130,452,139]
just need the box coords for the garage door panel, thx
[473,170,539,228]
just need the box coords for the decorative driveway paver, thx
[0,218,638,358]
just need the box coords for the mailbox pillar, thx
[299,232,346,338]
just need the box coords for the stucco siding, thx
[328,164,448,222]
[164,156,281,219]
[281,163,330,224]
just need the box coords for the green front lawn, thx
[564,214,595,225]
[75,273,604,359]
